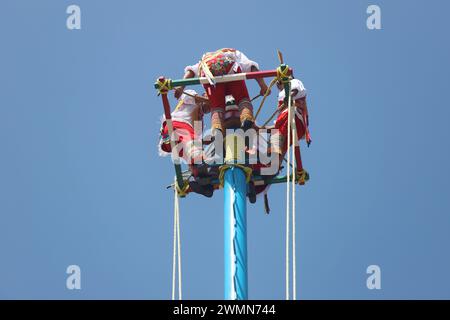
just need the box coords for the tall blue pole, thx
[224,166,248,300]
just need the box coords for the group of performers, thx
[158,48,311,200]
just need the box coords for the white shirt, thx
[163,90,200,126]
[171,103,199,126]
[184,50,259,77]
[278,79,307,102]
[276,79,307,126]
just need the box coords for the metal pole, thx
[223,134,248,300]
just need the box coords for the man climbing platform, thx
[174,48,270,134]
[158,89,217,197]
[270,78,311,184]
[158,89,208,162]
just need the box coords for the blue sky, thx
[1,0,450,299]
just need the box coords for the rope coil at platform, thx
[254,65,291,121]
[218,164,253,187]
[174,179,190,197]
[156,77,173,95]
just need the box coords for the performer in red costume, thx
[158,89,220,197]
[270,78,311,180]
[158,89,209,165]
[174,48,270,133]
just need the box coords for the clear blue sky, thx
[1,0,450,299]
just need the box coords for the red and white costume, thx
[185,48,259,131]
[159,90,203,164]
[271,78,309,154]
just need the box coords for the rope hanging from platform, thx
[261,107,281,127]
[172,184,182,300]
[218,164,253,187]
[291,99,298,301]
[285,82,298,300]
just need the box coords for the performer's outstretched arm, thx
[250,65,270,96]
[174,69,195,99]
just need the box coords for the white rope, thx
[176,191,182,300]
[290,94,297,301]
[285,82,299,300]
[172,184,182,300]
[285,83,292,301]
[172,190,177,300]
